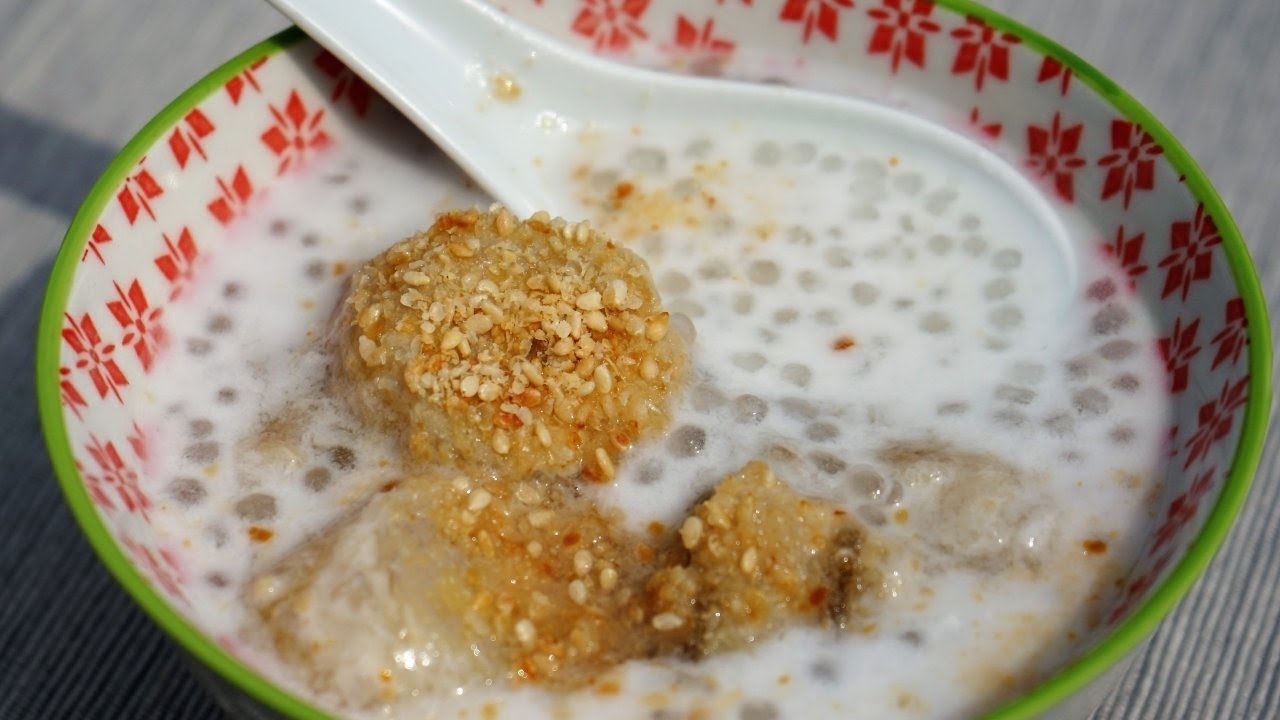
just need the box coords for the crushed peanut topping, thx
[332,206,686,480]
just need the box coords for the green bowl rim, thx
[35,2,1271,718]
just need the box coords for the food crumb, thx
[1082,539,1108,555]
[832,335,857,351]
[247,526,274,543]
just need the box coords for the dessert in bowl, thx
[37,2,1270,719]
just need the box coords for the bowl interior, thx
[38,1,1270,719]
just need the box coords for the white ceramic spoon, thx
[269,0,1074,294]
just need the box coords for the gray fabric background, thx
[0,1,1276,718]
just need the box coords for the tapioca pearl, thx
[989,304,1024,330]
[959,213,981,231]
[625,146,668,174]
[658,270,691,295]
[810,656,840,684]
[670,312,697,344]
[710,212,736,236]
[1111,373,1141,393]
[992,407,1027,428]
[303,466,332,492]
[189,418,214,439]
[732,394,769,424]
[1086,277,1117,302]
[848,465,888,501]
[690,384,727,412]
[780,363,812,388]
[349,195,370,214]
[857,504,888,527]
[234,492,278,522]
[1060,449,1084,465]
[739,700,781,720]
[898,214,917,233]
[304,258,327,280]
[984,277,1015,301]
[851,157,888,182]
[806,421,839,442]
[793,269,824,292]
[205,524,229,549]
[992,248,1023,271]
[1099,339,1137,361]
[1110,426,1136,444]
[758,327,779,343]
[819,154,845,172]
[732,291,755,315]
[1009,361,1046,385]
[937,401,968,416]
[639,232,666,257]
[984,337,1011,352]
[787,141,817,164]
[300,232,320,248]
[1064,355,1096,380]
[786,225,815,246]
[809,451,847,475]
[328,446,356,470]
[205,572,230,589]
[924,188,958,215]
[589,168,620,192]
[918,311,952,334]
[1092,304,1131,335]
[748,259,781,285]
[167,477,207,506]
[752,140,782,167]
[773,307,799,325]
[823,245,853,268]
[269,219,290,237]
[207,314,233,334]
[813,307,839,326]
[1043,412,1075,437]
[851,282,881,306]
[683,137,712,158]
[1072,387,1111,417]
[994,384,1036,405]
[635,459,664,485]
[667,425,707,458]
[781,397,818,419]
[892,297,916,311]
[893,172,925,196]
[668,298,706,318]
[216,386,238,404]
[927,234,954,255]
[849,203,880,221]
[697,258,731,280]
[222,282,244,300]
[731,352,767,371]
[962,235,989,257]
[671,176,700,199]
[184,441,219,464]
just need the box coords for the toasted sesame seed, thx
[528,509,554,528]
[652,613,684,631]
[595,447,616,480]
[740,547,759,575]
[645,312,670,341]
[478,382,501,402]
[599,566,618,591]
[534,420,552,447]
[465,313,493,335]
[468,489,493,512]
[515,618,537,646]
[526,540,543,557]
[460,375,480,397]
[679,516,704,549]
[441,327,463,351]
[492,429,511,455]
[568,579,588,605]
[402,270,430,286]
[640,358,660,379]
[573,549,594,576]
[447,241,475,258]
[576,290,603,311]
[584,310,608,332]
[593,365,614,394]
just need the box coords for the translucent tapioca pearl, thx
[994,384,1036,405]
[992,248,1023,271]
[1072,387,1111,417]
[731,394,769,424]
[234,492,278,522]
[184,441,219,464]
[625,146,667,174]
[168,477,207,506]
[893,172,925,196]
[918,311,952,334]
[752,140,782,166]
[666,425,707,458]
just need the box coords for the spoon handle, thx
[267,0,614,215]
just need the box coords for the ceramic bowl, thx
[37,1,1270,718]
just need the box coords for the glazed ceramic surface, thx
[37,1,1270,718]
